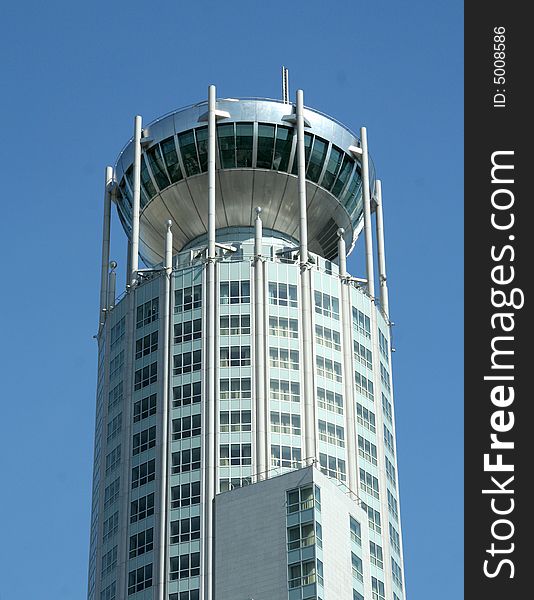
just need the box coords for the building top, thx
[113,98,376,266]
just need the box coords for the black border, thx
[465,3,532,596]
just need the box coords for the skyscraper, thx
[88,83,406,600]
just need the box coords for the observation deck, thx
[114,98,375,266]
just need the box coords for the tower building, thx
[88,82,406,600]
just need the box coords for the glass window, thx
[128,564,153,595]
[217,123,236,168]
[174,318,202,343]
[169,591,200,600]
[147,145,171,190]
[271,444,301,468]
[133,394,157,423]
[219,443,252,466]
[287,523,315,551]
[256,124,276,169]
[220,410,251,432]
[171,481,201,508]
[361,501,382,534]
[136,297,159,328]
[318,420,345,447]
[370,541,384,569]
[351,552,364,582]
[356,402,376,433]
[173,350,202,375]
[134,362,158,390]
[172,415,201,440]
[317,387,343,414]
[178,129,200,176]
[169,553,200,580]
[322,145,343,191]
[220,345,251,367]
[270,379,300,402]
[130,492,155,523]
[195,127,208,172]
[270,348,299,370]
[372,577,386,600]
[273,125,294,172]
[175,285,202,312]
[173,382,201,407]
[140,155,156,199]
[286,485,314,513]
[269,282,298,307]
[170,516,201,544]
[220,314,251,336]
[359,468,380,499]
[358,435,378,465]
[236,123,253,167]
[350,516,362,546]
[172,448,201,473]
[220,377,252,400]
[307,137,328,183]
[319,453,346,481]
[342,170,363,217]
[220,280,250,304]
[129,527,154,558]
[269,316,298,338]
[332,154,354,198]
[131,459,155,489]
[135,331,158,359]
[271,411,301,435]
[161,137,183,183]
[133,426,157,455]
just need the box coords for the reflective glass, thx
[331,154,354,198]
[256,124,276,169]
[140,155,157,199]
[236,123,253,167]
[306,137,328,183]
[161,137,183,183]
[147,146,171,190]
[321,145,343,191]
[272,126,294,172]
[342,171,363,218]
[217,124,236,168]
[178,130,200,176]
[195,127,208,172]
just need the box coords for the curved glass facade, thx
[117,123,364,226]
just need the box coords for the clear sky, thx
[0,1,463,598]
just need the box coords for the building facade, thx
[88,86,406,600]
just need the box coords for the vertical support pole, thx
[131,115,142,284]
[254,208,266,480]
[107,262,117,311]
[296,90,308,264]
[375,180,390,318]
[158,221,172,600]
[204,84,217,600]
[296,89,316,465]
[99,166,113,323]
[338,229,357,490]
[360,127,375,298]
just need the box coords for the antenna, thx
[282,66,289,104]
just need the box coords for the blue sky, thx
[0,1,463,598]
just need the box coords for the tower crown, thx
[114,98,375,266]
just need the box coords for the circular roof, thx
[114,98,374,266]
